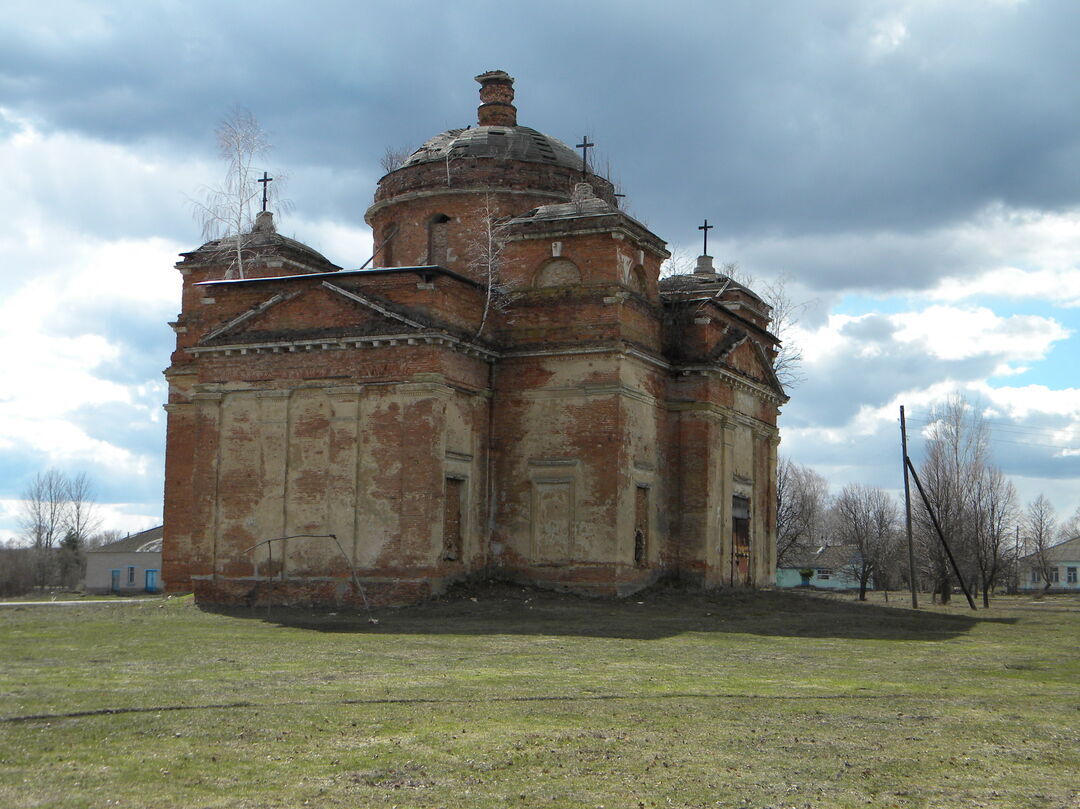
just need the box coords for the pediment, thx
[200,281,430,346]
[710,331,785,396]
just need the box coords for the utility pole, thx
[900,406,918,608]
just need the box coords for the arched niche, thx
[534,258,581,288]
[629,265,648,295]
[427,213,451,266]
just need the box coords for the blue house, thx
[776,545,866,591]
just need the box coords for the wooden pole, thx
[905,457,977,610]
[900,406,918,609]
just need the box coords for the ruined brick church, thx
[162,71,786,606]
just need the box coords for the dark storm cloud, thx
[4,0,1080,250]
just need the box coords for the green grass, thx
[1,586,1077,808]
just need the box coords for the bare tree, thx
[87,528,125,550]
[65,471,100,547]
[914,394,988,603]
[776,457,830,566]
[1060,505,1080,542]
[19,470,68,589]
[1024,494,1058,594]
[17,469,100,590]
[968,464,1017,607]
[758,275,808,389]
[831,484,900,600]
[191,106,283,280]
[659,247,696,278]
[467,193,514,339]
[380,144,412,174]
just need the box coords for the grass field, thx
[1,584,1077,809]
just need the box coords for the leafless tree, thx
[659,247,695,278]
[914,394,988,603]
[65,471,100,547]
[758,274,808,390]
[1024,494,1058,594]
[775,457,830,567]
[191,106,285,279]
[17,469,100,590]
[19,470,68,589]
[967,464,1017,606]
[467,193,515,339]
[1059,505,1080,542]
[380,144,412,174]
[87,528,125,550]
[831,483,900,600]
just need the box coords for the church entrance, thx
[732,495,751,585]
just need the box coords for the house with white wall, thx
[85,526,164,594]
[776,545,866,591]
[1019,536,1080,593]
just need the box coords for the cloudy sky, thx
[1,0,1078,539]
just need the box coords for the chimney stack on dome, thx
[475,70,517,127]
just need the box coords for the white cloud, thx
[892,305,1068,366]
[288,217,374,270]
[0,231,182,471]
[793,304,1067,369]
[931,266,1080,307]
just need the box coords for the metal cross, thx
[576,135,594,179]
[257,171,273,212]
[698,219,714,255]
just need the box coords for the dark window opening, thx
[442,477,464,562]
[380,224,397,267]
[428,214,451,266]
[634,485,649,567]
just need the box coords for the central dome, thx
[402,125,585,172]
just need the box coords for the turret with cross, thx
[694,219,717,275]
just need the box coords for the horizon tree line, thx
[777,394,1079,605]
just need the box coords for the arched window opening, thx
[630,265,648,295]
[428,214,451,266]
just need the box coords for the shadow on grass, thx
[207,583,1017,641]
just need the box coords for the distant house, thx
[84,526,164,595]
[1019,536,1080,593]
[776,545,866,591]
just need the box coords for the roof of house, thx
[1020,535,1080,564]
[781,544,862,570]
[90,525,163,554]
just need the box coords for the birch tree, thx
[192,107,280,279]
[467,193,514,339]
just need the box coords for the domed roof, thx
[190,212,339,272]
[402,125,585,172]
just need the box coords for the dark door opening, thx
[732,495,751,585]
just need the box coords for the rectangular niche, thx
[531,478,575,564]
